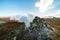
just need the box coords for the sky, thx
[0,0,60,17]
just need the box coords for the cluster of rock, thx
[16,16,53,40]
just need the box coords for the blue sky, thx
[0,0,38,17]
[0,0,60,17]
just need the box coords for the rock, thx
[16,16,52,40]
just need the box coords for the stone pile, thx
[16,16,53,40]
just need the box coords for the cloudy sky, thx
[0,0,60,17]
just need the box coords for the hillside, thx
[0,21,25,40]
[0,17,60,40]
[45,18,60,40]
[45,18,60,31]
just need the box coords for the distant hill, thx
[0,17,18,22]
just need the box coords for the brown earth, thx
[45,18,60,40]
[45,18,60,31]
[0,21,25,40]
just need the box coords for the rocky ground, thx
[0,16,60,40]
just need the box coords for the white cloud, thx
[35,0,54,13]
[44,10,60,17]
[42,10,60,17]
[53,10,60,16]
